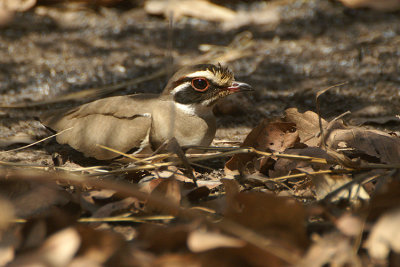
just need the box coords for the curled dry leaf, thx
[365,208,400,260]
[326,128,400,164]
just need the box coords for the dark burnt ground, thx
[0,0,400,164]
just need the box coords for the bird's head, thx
[162,63,253,107]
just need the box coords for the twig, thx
[1,127,73,153]
[315,82,349,149]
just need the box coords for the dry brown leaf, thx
[92,197,138,218]
[8,227,80,267]
[284,108,328,147]
[196,180,222,190]
[0,230,17,266]
[312,173,369,202]
[367,181,400,220]
[80,189,117,214]
[136,224,190,253]
[225,119,298,175]
[0,196,14,230]
[145,177,181,215]
[326,127,400,164]
[152,253,200,267]
[339,0,400,11]
[223,179,308,249]
[365,208,400,260]
[269,147,333,178]
[187,229,245,252]
[76,225,132,265]
[335,213,364,237]
[300,233,360,267]
[0,180,70,218]
[145,0,236,22]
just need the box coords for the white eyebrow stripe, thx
[185,71,216,81]
[170,81,191,95]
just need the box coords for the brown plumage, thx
[41,64,253,160]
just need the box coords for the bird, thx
[40,64,253,160]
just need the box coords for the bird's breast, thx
[149,101,216,149]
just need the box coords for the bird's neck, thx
[174,102,214,117]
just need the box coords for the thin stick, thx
[1,127,73,153]
[315,81,349,149]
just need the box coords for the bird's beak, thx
[226,81,253,93]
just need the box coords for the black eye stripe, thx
[173,77,224,92]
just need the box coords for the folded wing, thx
[40,95,156,160]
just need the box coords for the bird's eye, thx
[191,78,209,92]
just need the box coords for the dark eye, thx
[191,78,209,92]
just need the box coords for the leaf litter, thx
[2,103,400,265]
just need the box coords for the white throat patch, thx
[174,102,213,117]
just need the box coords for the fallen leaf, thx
[300,233,360,267]
[223,179,308,249]
[269,147,334,178]
[335,213,364,237]
[8,227,80,267]
[312,173,369,202]
[367,181,400,220]
[365,208,400,260]
[0,180,70,218]
[284,108,328,147]
[326,127,400,164]
[136,224,190,253]
[92,197,138,218]
[0,196,14,230]
[145,177,181,215]
[76,225,132,265]
[225,119,298,175]
[187,229,245,252]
